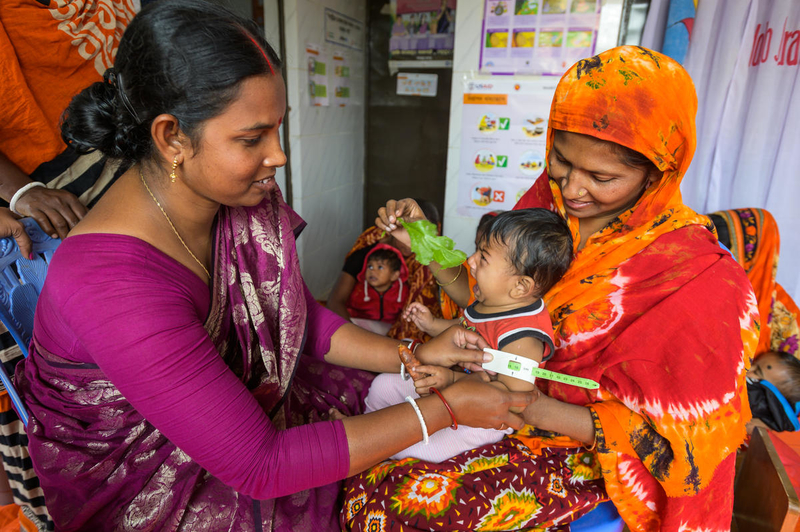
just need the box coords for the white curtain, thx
[681,0,800,302]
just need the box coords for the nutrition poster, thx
[306,43,329,107]
[479,0,600,75]
[457,78,557,218]
[332,53,351,106]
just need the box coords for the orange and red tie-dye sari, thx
[513,46,759,530]
[343,47,758,532]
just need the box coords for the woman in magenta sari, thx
[15,2,532,530]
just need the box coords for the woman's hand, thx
[412,365,455,395]
[519,391,596,445]
[0,208,32,259]
[415,324,491,368]
[442,374,530,430]
[14,187,87,240]
[375,198,426,250]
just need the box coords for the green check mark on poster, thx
[497,156,508,167]
[499,117,510,129]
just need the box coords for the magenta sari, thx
[17,191,373,530]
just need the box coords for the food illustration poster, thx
[457,79,557,218]
[332,53,351,106]
[390,0,457,61]
[306,43,329,107]
[479,0,600,75]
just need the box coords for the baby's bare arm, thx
[494,336,544,401]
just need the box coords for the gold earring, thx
[170,157,179,183]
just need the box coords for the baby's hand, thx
[412,365,456,395]
[403,302,435,334]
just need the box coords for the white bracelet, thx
[405,395,429,445]
[9,182,46,215]
[400,362,409,381]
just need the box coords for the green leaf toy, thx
[400,219,467,269]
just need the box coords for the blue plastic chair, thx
[571,500,625,531]
[0,218,60,426]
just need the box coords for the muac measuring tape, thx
[482,348,599,389]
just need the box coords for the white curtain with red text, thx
[681,0,800,303]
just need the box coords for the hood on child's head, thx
[357,244,409,303]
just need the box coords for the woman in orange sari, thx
[709,208,800,357]
[343,46,758,531]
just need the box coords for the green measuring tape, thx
[483,348,599,390]
[529,367,599,389]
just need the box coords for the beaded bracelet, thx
[405,396,429,445]
[429,387,458,430]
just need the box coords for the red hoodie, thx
[346,244,409,323]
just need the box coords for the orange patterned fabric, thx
[347,227,441,341]
[0,0,136,173]
[710,208,800,357]
[514,47,759,531]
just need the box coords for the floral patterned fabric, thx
[347,227,441,341]
[344,46,758,532]
[342,434,606,531]
[709,208,800,356]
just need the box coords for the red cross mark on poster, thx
[493,190,505,202]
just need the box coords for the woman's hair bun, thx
[60,68,148,160]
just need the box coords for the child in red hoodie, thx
[346,244,409,335]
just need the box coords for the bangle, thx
[584,432,598,452]
[405,396,429,445]
[9,182,46,215]
[429,387,458,430]
[408,339,422,354]
[436,264,463,287]
[400,362,409,381]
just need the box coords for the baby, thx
[366,208,573,462]
[747,351,800,433]
[346,244,408,335]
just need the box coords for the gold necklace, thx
[139,169,211,279]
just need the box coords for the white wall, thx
[441,0,488,254]
[280,0,367,298]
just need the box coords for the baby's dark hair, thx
[476,210,503,244]
[478,208,573,297]
[368,249,402,272]
[775,352,800,405]
[61,0,282,164]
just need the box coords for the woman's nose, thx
[263,135,287,168]
[560,170,587,198]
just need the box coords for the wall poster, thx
[325,8,364,50]
[390,0,457,62]
[306,43,329,107]
[457,78,557,218]
[479,0,601,75]
[332,52,351,106]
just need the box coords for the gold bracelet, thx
[436,264,463,287]
[584,432,598,452]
